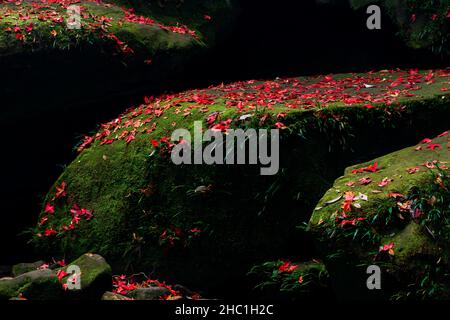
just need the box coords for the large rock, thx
[0,0,238,266]
[31,69,450,295]
[61,253,112,300]
[309,131,450,299]
[129,287,171,300]
[101,291,131,300]
[0,269,62,300]
[12,261,45,277]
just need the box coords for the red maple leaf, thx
[341,201,352,211]
[100,138,114,145]
[44,203,55,214]
[352,162,378,174]
[388,192,404,199]
[279,261,297,273]
[55,259,66,267]
[189,228,202,234]
[379,243,395,256]
[39,216,48,225]
[55,181,67,199]
[359,177,372,185]
[274,122,287,129]
[378,177,392,187]
[427,143,441,150]
[56,270,69,282]
[126,134,135,145]
[24,23,33,33]
[44,228,57,237]
[407,167,420,174]
[150,139,159,147]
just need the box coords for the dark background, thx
[0,0,447,265]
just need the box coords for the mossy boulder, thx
[0,0,237,268]
[1,253,111,300]
[0,269,62,300]
[61,253,112,299]
[31,69,450,295]
[0,0,237,112]
[309,131,450,299]
[12,261,45,277]
[0,0,234,56]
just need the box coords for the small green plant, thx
[249,260,329,295]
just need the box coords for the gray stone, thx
[61,253,112,300]
[129,287,170,300]
[173,284,193,297]
[0,269,62,300]
[101,291,131,300]
[12,261,45,277]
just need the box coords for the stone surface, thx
[129,287,170,300]
[101,291,131,301]
[0,269,62,300]
[12,261,45,277]
[61,253,112,300]
[309,131,450,299]
[31,70,450,295]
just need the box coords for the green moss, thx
[12,261,45,277]
[60,253,112,299]
[387,222,440,268]
[309,131,450,299]
[0,0,213,57]
[31,70,450,294]
[0,269,62,300]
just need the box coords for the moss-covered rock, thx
[0,0,238,269]
[12,261,45,277]
[0,269,62,300]
[0,0,237,122]
[0,0,232,56]
[0,0,237,109]
[31,69,450,295]
[309,131,450,300]
[60,253,112,299]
